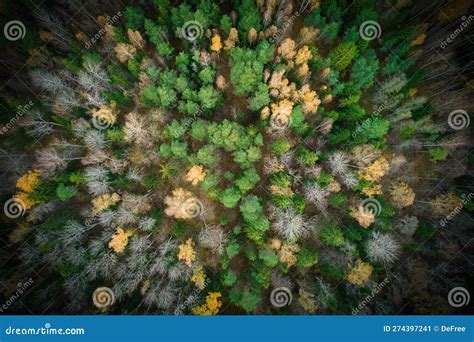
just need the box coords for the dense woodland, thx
[0,0,472,314]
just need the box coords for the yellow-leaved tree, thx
[164,188,200,220]
[210,33,222,52]
[358,157,389,182]
[390,182,415,209]
[347,259,373,286]
[350,204,375,228]
[178,238,196,267]
[91,193,121,215]
[108,228,133,253]
[114,43,136,62]
[186,165,206,185]
[192,292,222,315]
[277,38,297,61]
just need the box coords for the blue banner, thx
[0,316,472,341]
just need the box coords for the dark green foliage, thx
[237,0,262,34]
[220,15,232,33]
[43,211,76,231]
[1,0,459,316]
[235,168,260,193]
[329,192,347,208]
[233,145,262,168]
[200,173,220,192]
[320,220,345,247]
[240,195,270,244]
[220,187,242,208]
[112,174,132,189]
[230,42,274,95]
[293,194,306,214]
[69,172,85,186]
[270,139,291,155]
[208,120,247,151]
[191,119,209,141]
[344,225,368,243]
[198,66,217,85]
[328,41,357,72]
[56,183,77,201]
[350,49,379,90]
[195,0,220,30]
[319,261,346,280]
[124,7,145,31]
[296,246,319,268]
[226,240,241,259]
[223,270,237,286]
[144,19,174,58]
[415,220,436,240]
[108,64,133,89]
[340,104,366,122]
[231,288,262,312]
[258,248,279,267]
[140,173,160,189]
[428,148,448,162]
[271,194,294,209]
[197,144,219,166]
[270,172,292,188]
[248,83,270,111]
[290,105,305,131]
[296,145,319,165]
[29,180,57,203]
[198,85,222,112]
[173,221,187,238]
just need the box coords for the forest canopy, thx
[0,0,472,315]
